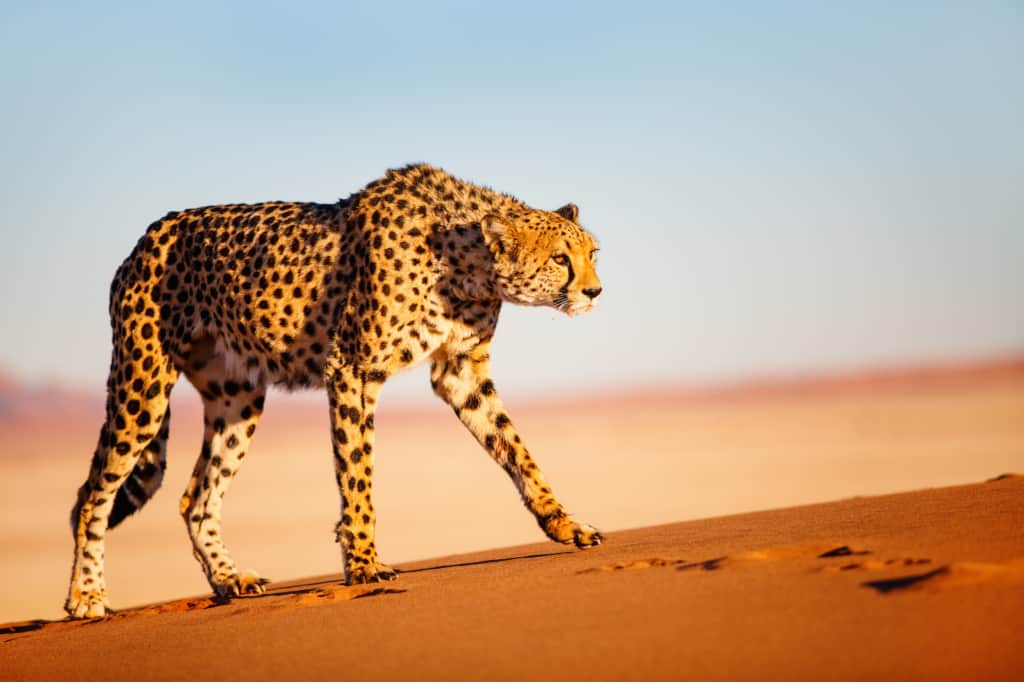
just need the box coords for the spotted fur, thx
[65,163,603,619]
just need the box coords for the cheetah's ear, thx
[481,214,517,254]
[554,203,579,223]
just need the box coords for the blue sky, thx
[1,1,1021,401]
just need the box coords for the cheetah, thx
[65,163,604,618]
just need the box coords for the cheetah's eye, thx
[552,254,570,267]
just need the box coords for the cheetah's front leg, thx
[325,362,396,584]
[179,375,269,599]
[430,345,602,548]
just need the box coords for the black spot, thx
[495,414,510,428]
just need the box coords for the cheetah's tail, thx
[107,452,166,529]
[108,408,171,529]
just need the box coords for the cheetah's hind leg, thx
[66,351,178,618]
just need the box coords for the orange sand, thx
[3,477,1023,681]
[0,361,1022,679]
[2,360,1022,624]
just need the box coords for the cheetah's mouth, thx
[552,291,597,317]
[564,301,595,317]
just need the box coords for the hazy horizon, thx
[2,2,1021,403]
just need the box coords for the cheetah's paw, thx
[543,513,604,549]
[65,589,112,619]
[346,561,398,585]
[211,569,270,598]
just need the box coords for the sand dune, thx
[3,477,1023,681]
[0,359,1022,679]
[0,358,1022,627]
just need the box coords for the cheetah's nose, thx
[582,287,602,300]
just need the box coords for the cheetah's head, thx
[481,204,602,316]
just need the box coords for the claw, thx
[575,529,604,548]
[212,570,269,598]
[346,562,397,585]
[542,511,603,549]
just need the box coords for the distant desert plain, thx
[1,357,1022,680]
